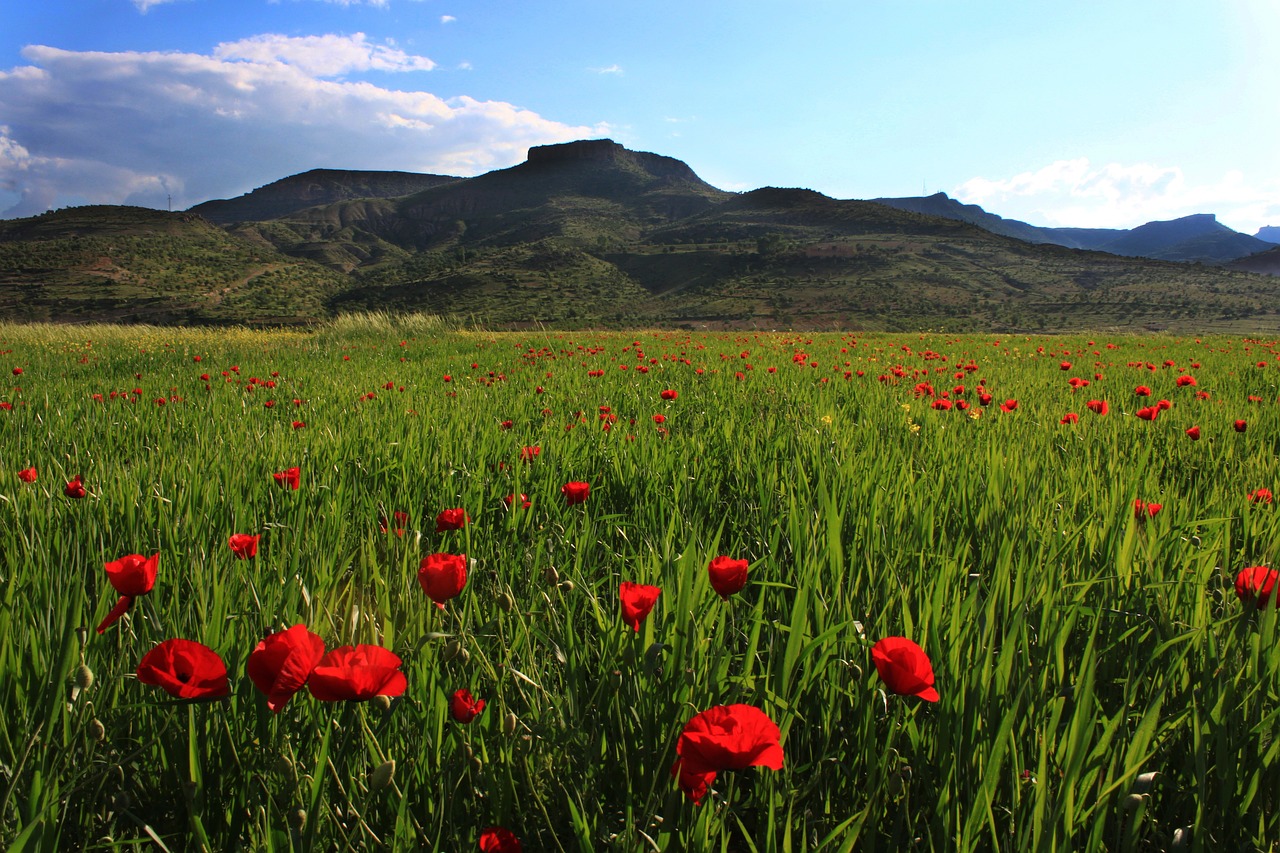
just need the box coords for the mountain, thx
[189,169,460,224]
[4,140,1280,332]
[1228,246,1280,276]
[1256,226,1280,244]
[872,193,1273,263]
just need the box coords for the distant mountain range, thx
[2,138,1280,331]
[873,192,1277,263]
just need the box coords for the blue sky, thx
[1,0,1277,233]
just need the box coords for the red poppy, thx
[1134,499,1162,519]
[653,413,667,424]
[1248,488,1273,504]
[379,510,410,536]
[97,552,159,634]
[1176,375,1197,387]
[17,466,36,483]
[136,638,230,700]
[64,475,87,499]
[1185,425,1201,441]
[1235,566,1279,608]
[435,508,470,532]
[228,533,260,559]
[1060,412,1079,425]
[871,636,939,701]
[520,446,541,462]
[292,420,305,429]
[449,688,486,723]
[978,392,993,406]
[418,552,468,607]
[619,582,661,632]
[931,399,952,411]
[999,399,1018,413]
[479,826,522,853]
[1086,400,1109,415]
[11,367,21,376]
[247,624,326,713]
[660,389,678,401]
[1134,385,1152,397]
[562,481,590,506]
[1234,419,1247,432]
[1156,399,1172,411]
[307,645,407,701]
[670,704,784,804]
[1059,361,1071,370]
[503,493,531,509]
[707,556,749,599]
[273,466,301,490]
[1136,405,1160,421]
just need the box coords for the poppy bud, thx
[559,580,575,592]
[275,755,295,776]
[89,718,106,742]
[291,809,307,832]
[74,664,95,691]
[441,640,462,662]
[373,694,393,713]
[543,566,560,585]
[497,591,515,612]
[503,711,518,736]
[457,648,471,665]
[369,760,395,792]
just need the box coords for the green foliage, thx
[1,324,1278,850]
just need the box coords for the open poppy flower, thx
[1136,405,1160,421]
[999,399,1018,412]
[273,466,301,490]
[503,493,531,509]
[418,552,468,607]
[247,624,326,713]
[228,533,260,559]
[660,389,679,401]
[671,704,784,804]
[708,556,749,599]
[435,508,470,532]
[64,475,87,499]
[1235,566,1279,608]
[136,638,230,700]
[449,688,486,723]
[1134,499,1162,519]
[619,582,661,632]
[379,510,410,536]
[1185,425,1201,441]
[520,446,541,462]
[17,466,36,483]
[1060,412,1079,425]
[1235,419,1248,433]
[307,645,407,701]
[871,636,939,702]
[562,481,590,506]
[479,827,522,853]
[1248,488,1273,504]
[1086,400,1109,415]
[97,552,159,634]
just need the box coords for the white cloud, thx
[954,159,1280,235]
[440,15,456,24]
[132,0,188,12]
[214,33,435,77]
[591,64,624,75]
[0,39,603,216]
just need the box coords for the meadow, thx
[1,315,1278,852]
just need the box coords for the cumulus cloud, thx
[0,37,603,216]
[441,15,456,23]
[955,159,1280,234]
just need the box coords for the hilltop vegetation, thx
[2,140,1279,331]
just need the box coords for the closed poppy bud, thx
[247,624,326,713]
[1235,566,1279,608]
[307,645,407,702]
[65,476,87,499]
[273,466,301,490]
[1234,420,1247,432]
[418,553,468,607]
[17,466,36,483]
[450,688,486,723]
[479,826,522,852]
[619,582,661,632]
[136,638,230,700]
[1185,425,1201,441]
[369,760,396,792]
[871,636,939,702]
[561,481,590,506]
[435,508,470,533]
[228,533,260,559]
[707,556,749,599]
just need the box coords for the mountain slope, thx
[189,169,460,224]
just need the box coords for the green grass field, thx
[1,315,1278,851]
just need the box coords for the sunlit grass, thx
[1,323,1278,850]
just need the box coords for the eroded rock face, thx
[525,139,704,183]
